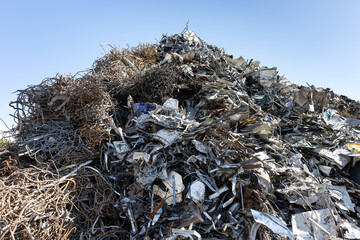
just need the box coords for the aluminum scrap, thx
[10,29,360,239]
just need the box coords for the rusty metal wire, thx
[0,156,17,176]
[0,164,76,240]
[92,43,158,86]
[1,43,161,239]
[10,75,114,164]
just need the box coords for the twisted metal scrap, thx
[4,30,360,239]
[69,167,123,239]
[0,165,76,240]
[0,156,17,176]
[10,75,114,163]
[92,43,158,85]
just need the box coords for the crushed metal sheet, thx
[192,139,208,154]
[316,148,351,169]
[291,208,338,240]
[251,209,294,240]
[340,220,360,239]
[187,180,206,202]
[153,129,181,146]
[329,185,355,212]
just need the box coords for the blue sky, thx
[0,0,359,128]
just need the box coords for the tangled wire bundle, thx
[0,165,76,239]
[92,43,158,86]
[10,75,114,164]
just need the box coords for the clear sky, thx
[0,0,359,128]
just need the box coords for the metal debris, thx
[1,29,360,239]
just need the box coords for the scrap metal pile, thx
[1,30,360,239]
